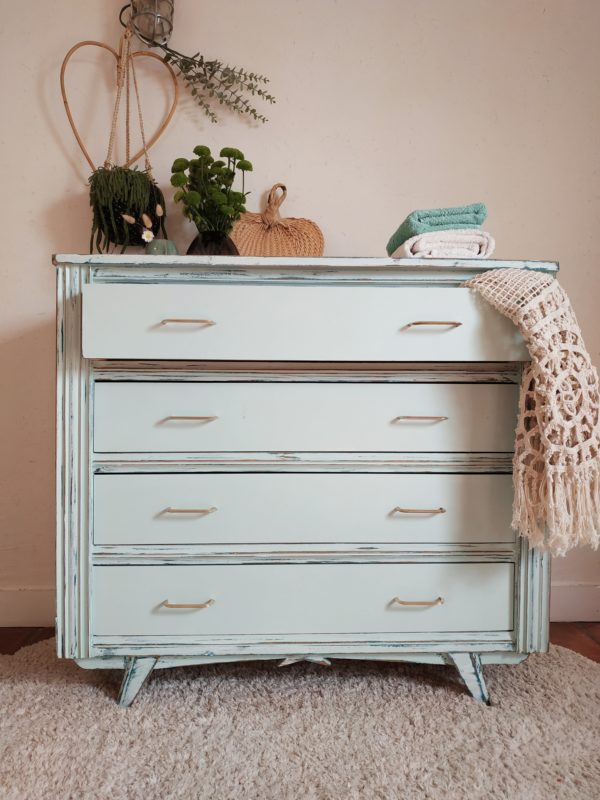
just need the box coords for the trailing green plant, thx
[89,166,167,253]
[171,145,253,236]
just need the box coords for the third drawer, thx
[93,473,515,545]
[93,381,519,453]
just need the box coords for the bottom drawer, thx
[92,563,514,637]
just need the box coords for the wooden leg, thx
[117,656,158,707]
[447,653,490,705]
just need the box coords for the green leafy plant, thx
[171,145,253,235]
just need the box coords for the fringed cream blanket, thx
[464,268,600,556]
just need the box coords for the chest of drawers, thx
[55,254,557,706]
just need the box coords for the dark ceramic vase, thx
[186,231,239,256]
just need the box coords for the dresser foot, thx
[117,657,158,707]
[447,653,490,704]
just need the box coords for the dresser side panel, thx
[56,264,91,659]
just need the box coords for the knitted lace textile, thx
[464,268,600,556]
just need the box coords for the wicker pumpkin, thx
[231,184,324,257]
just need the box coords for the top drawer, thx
[81,284,527,362]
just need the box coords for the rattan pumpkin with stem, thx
[170,145,253,255]
[231,183,324,257]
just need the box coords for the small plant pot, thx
[145,239,179,255]
[186,232,239,256]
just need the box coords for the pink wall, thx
[1,0,600,622]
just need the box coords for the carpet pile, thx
[1,640,599,799]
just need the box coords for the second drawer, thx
[94,473,514,545]
[93,382,519,453]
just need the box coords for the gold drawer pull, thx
[404,320,462,328]
[392,415,448,422]
[392,506,446,515]
[164,506,218,515]
[391,596,444,608]
[160,415,218,422]
[160,318,216,326]
[161,599,215,609]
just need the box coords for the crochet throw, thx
[464,268,600,556]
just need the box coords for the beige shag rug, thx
[1,640,600,800]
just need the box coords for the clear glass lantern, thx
[130,0,175,47]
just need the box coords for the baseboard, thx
[550,582,600,622]
[0,588,55,626]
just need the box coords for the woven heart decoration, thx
[61,30,179,252]
[60,38,178,172]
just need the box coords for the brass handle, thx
[160,318,215,326]
[392,506,446,515]
[391,596,444,607]
[160,415,218,422]
[164,506,217,515]
[404,321,462,328]
[161,599,215,609]
[392,415,448,422]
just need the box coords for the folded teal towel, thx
[386,202,488,256]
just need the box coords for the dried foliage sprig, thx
[162,47,275,123]
[119,4,275,123]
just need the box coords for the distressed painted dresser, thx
[55,254,557,706]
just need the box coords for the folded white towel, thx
[391,229,495,259]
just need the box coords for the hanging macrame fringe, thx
[464,267,600,557]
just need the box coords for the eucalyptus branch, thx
[118,4,275,123]
[161,45,275,123]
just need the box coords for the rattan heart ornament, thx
[60,39,178,172]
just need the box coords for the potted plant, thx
[89,165,168,253]
[170,146,252,255]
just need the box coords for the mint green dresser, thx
[55,255,557,705]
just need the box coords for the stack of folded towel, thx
[386,202,495,258]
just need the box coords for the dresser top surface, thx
[54,254,559,272]
[54,255,559,287]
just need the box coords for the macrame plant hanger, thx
[60,25,178,252]
[105,27,152,177]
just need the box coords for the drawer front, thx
[82,284,527,361]
[92,563,514,636]
[93,382,518,453]
[93,473,515,545]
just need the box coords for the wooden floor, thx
[1,624,600,661]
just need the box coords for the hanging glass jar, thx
[128,1,175,47]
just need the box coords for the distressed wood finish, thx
[56,255,557,706]
[91,361,521,383]
[118,657,158,707]
[54,254,559,287]
[447,653,491,704]
[93,451,515,473]
[92,631,516,657]
[56,265,92,660]
[92,542,519,565]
